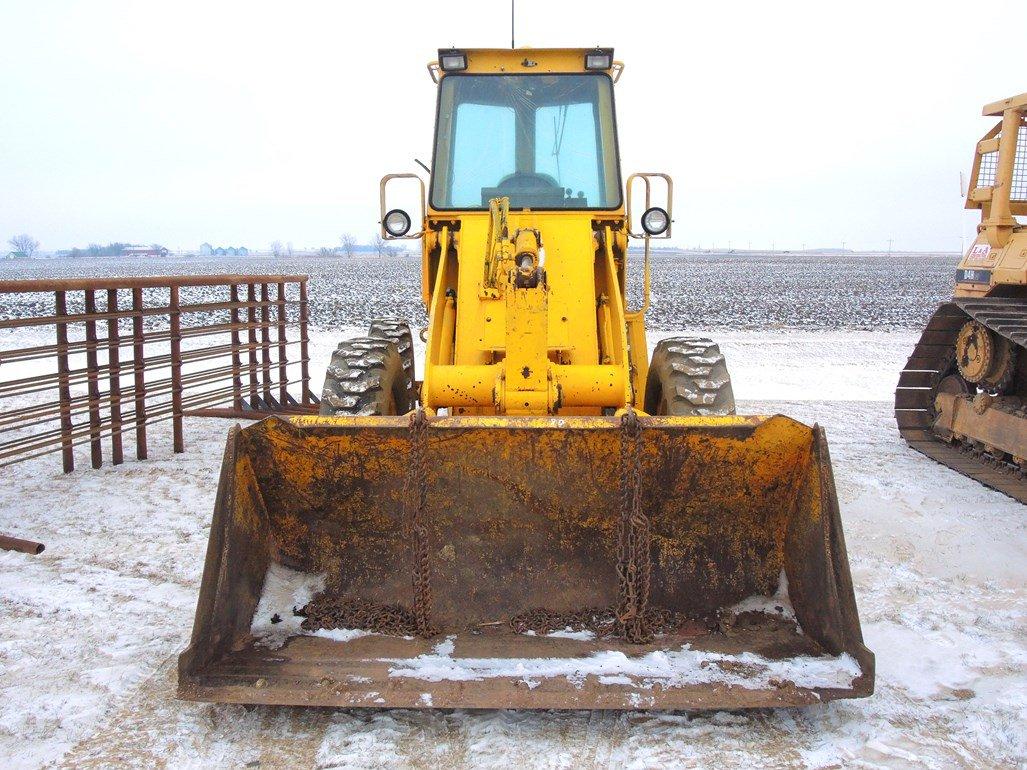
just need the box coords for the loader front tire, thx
[368,319,416,406]
[318,337,411,416]
[644,337,736,416]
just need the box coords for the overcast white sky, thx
[1,1,1024,253]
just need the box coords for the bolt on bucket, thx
[178,413,873,710]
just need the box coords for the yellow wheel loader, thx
[896,92,1027,502]
[178,48,873,709]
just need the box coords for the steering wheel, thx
[496,172,560,191]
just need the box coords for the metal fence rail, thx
[0,274,319,472]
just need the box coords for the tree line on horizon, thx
[4,233,414,259]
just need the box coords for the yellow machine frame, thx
[956,91,1027,295]
[382,48,663,417]
[179,46,874,712]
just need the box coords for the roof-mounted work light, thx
[584,48,614,71]
[438,49,468,72]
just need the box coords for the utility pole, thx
[887,238,893,256]
[842,240,846,251]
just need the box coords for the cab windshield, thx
[430,73,621,210]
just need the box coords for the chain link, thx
[616,407,654,643]
[406,408,437,637]
[299,595,422,637]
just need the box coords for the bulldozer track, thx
[895,298,1027,504]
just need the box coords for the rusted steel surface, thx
[178,413,874,709]
[0,275,319,471]
[179,629,867,710]
[0,534,45,555]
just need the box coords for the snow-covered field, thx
[0,250,954,331]
[1,323,1024,769]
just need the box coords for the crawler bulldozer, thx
[896,92,1027,502]
[179,48,873,709]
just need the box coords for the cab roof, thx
[430,47,622,81]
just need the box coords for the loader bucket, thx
[178,414,873,710]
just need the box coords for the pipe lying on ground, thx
[0,534,45,555]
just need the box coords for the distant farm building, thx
[211,246,249,257]
[199,242,213,256]
[4,251,29,260]
[123,245,169,257]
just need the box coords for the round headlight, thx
[383,209,411,238]
[641,207,670,236]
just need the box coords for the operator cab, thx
[430,72,622,210]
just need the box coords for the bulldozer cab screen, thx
[430,73,621,210]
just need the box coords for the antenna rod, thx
[511,0,515,48]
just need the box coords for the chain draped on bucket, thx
[615,407,654,643]
[403,408,654,642]
[405,408,437,638]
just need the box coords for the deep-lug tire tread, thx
[368,319,416,404]
[645,336,736,416]
[319,336,410,416]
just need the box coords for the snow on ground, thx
[250,564,327,650]
[1,327,1025,769]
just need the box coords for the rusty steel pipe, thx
[299,280,312,405]
[83,290,103,469]
[107,288,124,465]
[54,290,75,473]
[0,339,300,401]
[0,378,308,467]
[260,283,273,406]
[229,284,244,410]
[0,535,45,555]
[246,284,260,408]
[0,319,303,366]
[276,282,289,406]
[0,362,252,442]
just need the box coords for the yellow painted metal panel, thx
[440,49,612,76]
